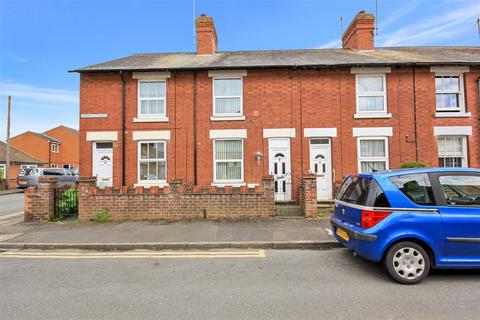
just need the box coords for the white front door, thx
[93,142,113,188]
[269,138,292,202]
[310,138,333,200]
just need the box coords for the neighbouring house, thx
[10,125,79,171]
[71,11,480,205]
[0,141,45,189]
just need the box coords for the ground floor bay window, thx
[357,137,389,173]
[138,141,166,184]
[214,139,243,184]
[437,136,467,168]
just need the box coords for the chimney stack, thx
[196,14,218,55]
[342,11,375,51]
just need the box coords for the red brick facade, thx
[76,13,480,204]
[79,67,480,199]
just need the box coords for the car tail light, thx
[361,209,391,229]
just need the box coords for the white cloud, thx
[316,38,341,49]
[379,0,423,29]
[0,50,28,63]
[0,80,78,105]
[377,1,480,46]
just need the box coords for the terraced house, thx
[72,11,480,204]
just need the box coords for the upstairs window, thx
[356,75,387,113]
[138,80,166,117]
[438,136,467,168]
[51,144,59,153]
[358,137,389,173]
[435,75,464,113]
[213,78,243,116]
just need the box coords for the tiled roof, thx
[71,46,480,72]
[0,141,45,164]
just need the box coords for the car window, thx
[390,173,435,205]
[366,180,391,207]
[43,169,64,176]
[337,176,370,205]
[439,175,480,206]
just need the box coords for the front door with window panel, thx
[310,139,333,200]
[269,138,292,202]
[93,142,113,187]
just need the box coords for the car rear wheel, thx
[383,241,430,285]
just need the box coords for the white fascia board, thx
[132,131,171,141]
[430,66,470,74]
[263,128,296,138]
[86,131,118,141]
[209,129,247,139]
[351,67,391,74]
[433,126,472,136]
[132,72,171,80]
[208,70,247,77]
[304,128,337,137]
[353,127,393,137]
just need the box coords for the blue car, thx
[331,168,480,284]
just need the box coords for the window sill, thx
[435,112,471,118]
[210,116,245,121]
[134,182,169,188]
[354,113,392,119]
[133,117,169,123]
[211,182,246,187]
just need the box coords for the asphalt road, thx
[0,193,24,216]
[1,248,479,320]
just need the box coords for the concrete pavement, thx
[0,219,338,250]
[1,248,479,320]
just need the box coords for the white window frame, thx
[137,80,167,119]
[357,137,389,173]
[137,140,167,185]
[434,72,466,114]
[0,164,5,179]
[51,144,59,153]
[355,74,388,115]
[20,164,37,170]
[213,138,244,184]
[212,77,243,118]
[437,135,468,168]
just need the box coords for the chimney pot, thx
[196,14,218,55]
[342,10,375,51]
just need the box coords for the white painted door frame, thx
[92,142,113,188]
[268,138,292,202]
[309,138,333,200]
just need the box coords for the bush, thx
[400,161,426,168]
[90,209,111,222]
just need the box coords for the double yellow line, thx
[0,250,266,260]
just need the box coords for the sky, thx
[0,0,479,141]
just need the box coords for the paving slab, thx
[0,217,338,250]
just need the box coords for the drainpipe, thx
[120,71,126,186]
[193,71,198,185]
[412,68,419,161]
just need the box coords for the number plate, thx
[19,181,27,185]
[336,228,349,241]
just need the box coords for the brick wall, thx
[79,66,480,201]
[300,175,317,218]
[24,177,56,222]
[77,176,275,222]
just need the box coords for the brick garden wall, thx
[76,176,275,222]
